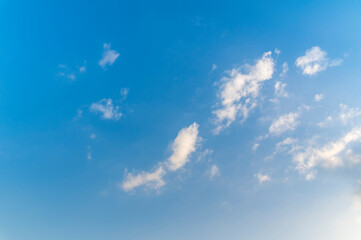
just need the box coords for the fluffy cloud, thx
[99,43,120,68]
[213,51,275,133]
[255,173,271,184]
[121,167,166,192]
[167,123,199,171]
[295,46,342,75]
[90,98,122,120]
[293,127,361,179]
[269,112,299,135]
[121,123,200,192]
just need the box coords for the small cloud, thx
[252,143,259,151]
[90,98,123,120]
[121,166,166,192]
[90,133,96,139]
[120,88,129,100]
[211,64,217,71]
[274,81,288,98]
[255,173,271,184]
[166,123,200,171]
[280,62,288,77]
[67,74,76,80]
[275,48,281,56]
[99,43,120,69]
[269,112,299,135]
[79,66,86,73]
[314,93,324,102]
[295,46,342,75]
[209,165,220,179]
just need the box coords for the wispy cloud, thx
[121,123,200,192]
[213,51,275,133]
[318,103,361,127]
[280,62,288,77]
[269,112,299,135]
[166,123,200,171]
[120,88,129,100]
[209,165,220,179]
[99,43,120,69]
[293,127,361,179]
[296,46,342,75]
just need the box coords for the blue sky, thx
[1,0,361,239]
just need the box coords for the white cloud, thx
[255,173,271,184]
[213,51,275,133]
[209,165,220,179]
[121,123,200,192]
[121,166,166,192]
[99,43,120,68]
[269,112,299,135]
[274,81,288,98]
[90,98,122,120]
[293,127,361,179]
[314,93,324,102]
[295,46,342,75]
[167,123,200,171]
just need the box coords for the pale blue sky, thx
[1,0,361,239]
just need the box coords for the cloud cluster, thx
[293,127,361,179]
[213,51,275,133]
[295,46,342,75]
[121,123,200,192]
